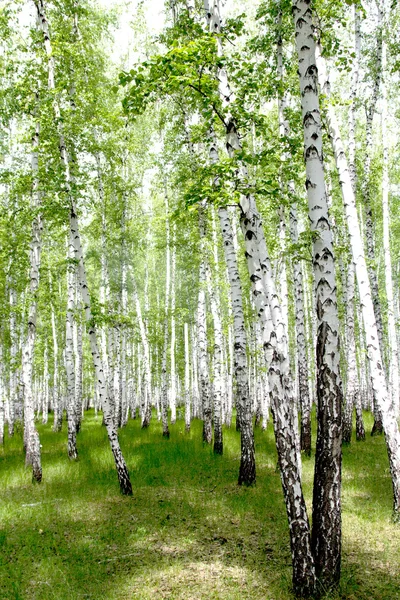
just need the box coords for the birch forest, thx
[1,0,400,598]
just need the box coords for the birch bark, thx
[21,114,43,482]
[293,1,342,586]
[219,207,255,484]
[277,20,311,455]
[170,226,177,424]
[130,268,152,428]
[207,265,223,454]
[198,203,212,444]
[66,232,78,459]
[161,185,171,438]
[9,287,17,437]
[184,322,191,431]
[50,274,61,432]
[362,6,385,435]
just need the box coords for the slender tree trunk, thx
[184,323,191,431]
[198,203,212,443]
[206,265,223,454]
[293,2,343,587]
[219,207,255,484]
[170,226,177,424]
[161,185,171,438]
[130,269,152,428]
[74,283,83,431]
[8,287,17,437]
[22,114,43,482]
[120,195,128,428]
[362,6,385,435]
[66,232,78,459]
[50,274,61,432]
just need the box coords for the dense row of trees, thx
[1,0,400,595]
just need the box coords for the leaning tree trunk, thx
[293,1,343,588]
[316,39,400,518]
[34,0,132,495]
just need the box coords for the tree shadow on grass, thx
[0,412,399,599]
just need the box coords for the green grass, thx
[0,411,399,599]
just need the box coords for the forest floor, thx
[0,410,399,600]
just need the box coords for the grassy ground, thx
[0,411,399,600]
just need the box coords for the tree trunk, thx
[293,2,343,587]
[22,114,43,483]
[362,6,385,435]
[170,226,177,424]
[198,203,212,444]
[218,207,255,484]
[161,184,171,438]
[66,232,78,459]
[184,323,191,432]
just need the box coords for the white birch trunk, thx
[130,269,152,428]
[207,265,223,454]
[184,323,191,431]
[8,287,17,437]
[21,114,43,482]
[191,324,200,418]
[161,186,171,438]
[362,7,385,435]
[42,341,49,424]
[170,226,177,424]
[219,207,255,483]
[66,232,77,459]
[50,276,61,432]
[74,283,83,430]
[198,203,212,443]
[293,2,343,586]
